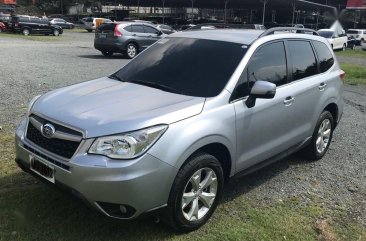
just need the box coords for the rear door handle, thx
[283,96,295,106]
[319,82,327,91]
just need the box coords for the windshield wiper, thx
[130,80,183,95]
[109,74,125,82]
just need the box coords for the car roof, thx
[171,29,264,45]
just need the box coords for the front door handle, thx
[283,96,295,106]
[319,82,327,91]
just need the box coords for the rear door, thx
[142,25,162,45]
[131,24,149,48]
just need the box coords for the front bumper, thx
[15,117,178,219]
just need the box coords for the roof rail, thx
[259,27,319,38]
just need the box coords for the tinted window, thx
[248,42,287,85]
[144,25,159,34]
[232,41,287,99]
[124,25,132,32]
[288,41,318,81]
[98,23,116,31]
[114,38,247,97]
[131,25,144,33]
[313,41,334,73]
[318,31,333,38]
[347,30,360,34]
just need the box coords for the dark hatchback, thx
[10,15,63,36]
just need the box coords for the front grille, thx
[26,117,81,159]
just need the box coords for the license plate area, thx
[30,155,55,183]
[98,33,106,38]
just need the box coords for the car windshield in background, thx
[113,37,247,97]
[318,31,334,38]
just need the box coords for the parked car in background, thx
[346,29,366,45]
[94,22,164,58]
[16,27,344,232]
[185,23,266,31]
[49,18,74,29]
[10,15,63,36]
[83,17,112,32]
[0,22,6,32]
[318,29,348,51]
[156,24,176,34]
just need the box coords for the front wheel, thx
[301,111,334,160]
[53,29,60,36]
[164,152,224,232]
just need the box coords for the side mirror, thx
[246,80,276,108]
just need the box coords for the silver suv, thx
[94,22,164,58]
[15,27,344,231]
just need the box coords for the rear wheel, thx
[22,28,30,36]
[102,51,113,57]
[87,29,92,33]
[164,152,224,232]
[125,43,138,59]
[301,111,334,160]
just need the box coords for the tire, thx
[101,51,113,57]
[53,29,60,36]
[125,43,138,59]
[22,28,30,36]
[0,28,2,33]
[87,29,92,33]
[163,152,224,232]
[331,44,333,50]
[301,111,334,160]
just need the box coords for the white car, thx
[318,29,348,51]
[347,29,366,45]
[83,17,112,32]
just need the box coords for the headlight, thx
[88,125,168,159]
[27,95,41,114]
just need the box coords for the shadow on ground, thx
[78,54,129,60]
[0,154,311,241]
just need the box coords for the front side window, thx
[232,41,287,100]
[143,25,159,34]
[113,38,247,97]
[313,41,334,73]
[288,41,318,81]
[318,31,334,38]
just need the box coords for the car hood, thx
[32,77,205,138]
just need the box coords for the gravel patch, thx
[1,32,365,226]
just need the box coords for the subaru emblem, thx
[41,123,56,138]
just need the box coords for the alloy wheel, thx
[316,118,331,154]
[181,167,218,221]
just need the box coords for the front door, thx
[233,41,297,172]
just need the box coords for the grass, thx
[335,49,366,58]
[0,32,64,42]
[340,63,366,85]
[1,128,365,241]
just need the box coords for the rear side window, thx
[247,41,288,86]
[313,41,334,73]
[287,41,318,81]
[124,25,132,32]
[19,17,29,22]
[131,25,144,33]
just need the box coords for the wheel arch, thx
[323,102,339,128]
[178,140,234,182]
[125,40,140,51]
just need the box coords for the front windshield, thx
[318,31,334,38]
[114,37,247,97]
